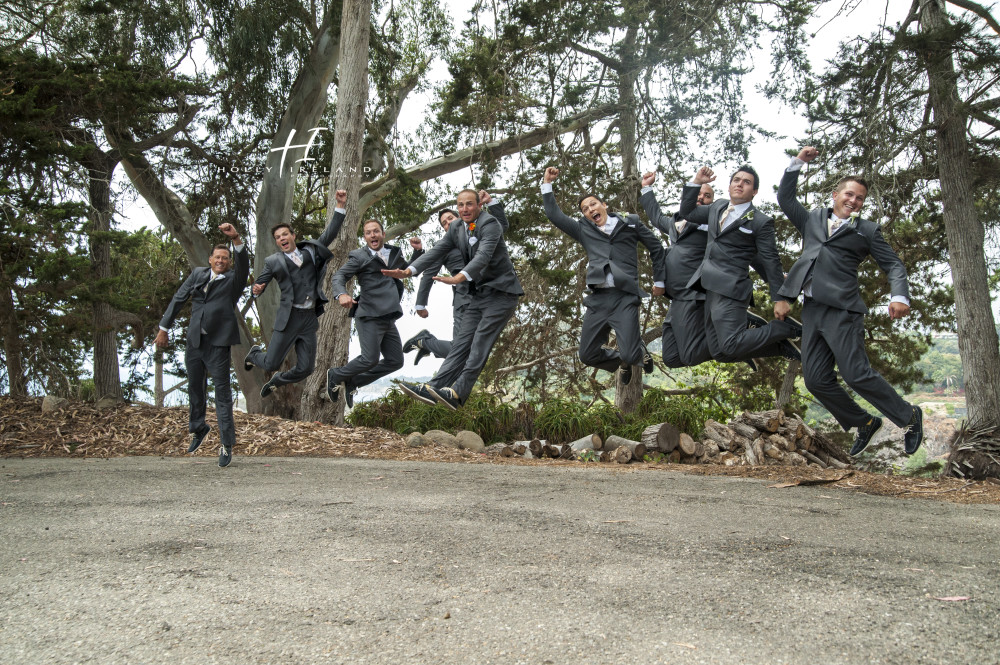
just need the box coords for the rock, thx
[455,430,485,453]
[405,432,430,448]
[424,429,460,449]
[41,395,68,413]
[95,397,121,410]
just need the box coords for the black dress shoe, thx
[218,445,232,468]
[398,381,437,406]
[904,406,924,455]
[785,316,803,340]
[326,369,341,402]
[260,373,280,399]
[778,339,801,362]
[619,363,633,385]
[244,345,261,371]
[746,309,769,329]
[850,416,883,456]
[403,329,430,353]
[427,386,462,411]
[414,340,432,365]
[345,386,357,409]
[188,425,210,453]
[642,345,654,374]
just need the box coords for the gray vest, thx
[287,251,318,305]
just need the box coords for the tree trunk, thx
[614,34,643,414]
[0,275,27,397]
[921,0,1000,427]
[775,360,800,408]
[87,153,124,402]
[299,0,372,423]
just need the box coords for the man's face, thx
[364,221,385,251]
[580,196,609,226]
[439,211,458,231]
[456,192,482,223]
[697,184,715,206]
[831,181,868,219]
[210,248,232,275]
[728,171,758,205]
[273,227,296,253]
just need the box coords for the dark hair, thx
[438,208,458,223]
[578,193,602,209]
[210,244,231,258]
[270,223,293,238]
[363,218,384,232]
[731,165,760,190]
[835,176,869,193]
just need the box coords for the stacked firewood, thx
[698,409,852,469]
[497,410,852,469]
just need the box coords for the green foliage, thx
[901,448,945,478]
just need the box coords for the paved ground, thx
[1,456,998,665]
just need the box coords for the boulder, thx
[405,432,430,448]
[41,395,68,413]
[455,430,485,453]
[95,397,121,410]
[424,429,460,449]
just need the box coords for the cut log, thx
[767,433,795,453]
[785,451,807,466]
[500,445,517,457]
[679,454,698,464]
[730,433,752,454]
[678,433,697,456]
[702,441,720,458]
[693,440,705,458]
[609,445,632,464]
[762,441,785,461]
[701,422,732,451]
[605,435,646,460]
[667,450,681,463]
[511,442,528,455]
[729,421,760,440]
[797,435,813,452]
[569,434,602,451]
[799,449,829,469]
[740,409,784,433]
[811,448,850,470]
[640,422,680,453]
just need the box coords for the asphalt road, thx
[1,456,998,665]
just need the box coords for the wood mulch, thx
[3,397,998,505]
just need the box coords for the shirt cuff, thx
[890,295,910,306]
[540,182,554,194]
[159,326,169,332]
[335,207,346,214]
[640,186,654,195]
[460,270,473,282]
[415,305,427,311]
[686,181,699,187]
[787,157,805,172]
[653,281,665,289]
[232,243,244,251]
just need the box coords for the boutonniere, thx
[738,211,754,223]
[468,221,476,234]
[848,212,860,223]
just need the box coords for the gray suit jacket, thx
[543,190,666,297]
[331,244,423,320]
[255,210,345,331]
[776,169,909,314]
[409,208,523,296]
[679,186,786,303]
[415,203,510,309]
[159,246,250,348]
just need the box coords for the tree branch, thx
[946,0,1000,35]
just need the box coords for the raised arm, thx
[635,217,667,288]
[540,167,584,243]
[638,172,674,236]
[316,189,348,247]
[776,147,817,234]
[678,167,716,223]
[218,223,249,305]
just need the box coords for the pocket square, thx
[468,236,478,246]
[738,226,753,234]
[696,224,709,232]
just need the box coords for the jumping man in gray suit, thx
[245,189,347,398]
[777,146,923,456]
[156,223,249,468]
[386,189,523,410]
[678,165,802,364]
[325,219,423,407]
[403,193,510,364]
[541,167,666,384]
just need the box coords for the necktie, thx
[289,250,303,267]
[829,218,843,238]
[378,249,389,265]
[203,274,218,293]
[718,204,735,230]
[675,219,687,233]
